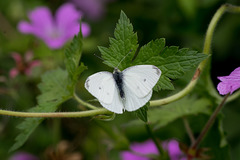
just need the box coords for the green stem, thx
[0,108,111,118]
[145,123,166,158]
[191,93,229,150]
[183,117,195,144]
[151,3,240,107]
[73,92,98,110]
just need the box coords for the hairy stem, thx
[73,92,98,110]
[183,117,195,144]
[0,108,111,118]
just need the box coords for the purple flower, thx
[18,3,90,49]
[70,0,114,21]
[9,152,39,160]
[9,51,41,78]
[217,67,240,95]
[120,139,186,160]
[163,140,187,160]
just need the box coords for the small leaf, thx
[64,30,87,93]
[148,97,212,129]
[99,11,139,70]
[134,103,149,122]
[10,68,71,152]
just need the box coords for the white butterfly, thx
[85,65,161,114]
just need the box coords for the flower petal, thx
[11,53,22,64]
[18,21,35,34]
[81,22,91,37]
[9,68,19,78]
[44,38,67,49]
[9,152,39,160]
[217,67,240,95]
[28,7,54,32]
[25,60,41,76]
[229,67,240,76]
[217,82,231,95]
[55,3,81,32]
[18,7,55,42]
[70,0,106,21]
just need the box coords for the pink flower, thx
[9,152,39,160]
[120,139,186,160]
[217,67,240,95]
[18,3,90,49]
[9,52,41,78]
[70,0,114,21]
[163,140,187,160]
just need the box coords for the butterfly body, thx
[85,65,161,114]
[113,68,124,99]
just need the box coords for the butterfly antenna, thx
[94,53,104,61]
[94,53,115,68]
[116,49,133,69]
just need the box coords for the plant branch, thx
[145,123,167,158]
[0,108,111,118]
[183,117,195,144]
[191,93,230,149]
[73,92,99,110]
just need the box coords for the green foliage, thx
[148,97,212,129]
[10,68,71,152]
[10,32,86,152]
[133,40,208,90]
[64,30,87,93]
[201,118,231,160]
[98,11,138,70]
[98,11,208,91]
[134,103,149,122]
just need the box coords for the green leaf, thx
[98,11,138,71]
[132,39,208,91]
[148,97,212,129]
[10,68,71,152]
[134,103,149,122]
[64,30,87,93]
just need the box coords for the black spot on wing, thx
[144,78,146,82]
[85,79,90,89]
[152,66,161,75]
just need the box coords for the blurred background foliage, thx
[0,0,240,159]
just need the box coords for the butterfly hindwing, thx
[123,88,153,112]
[99,87,124,114]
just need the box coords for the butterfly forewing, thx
[122,65,161,98]
[85,72,115,104]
